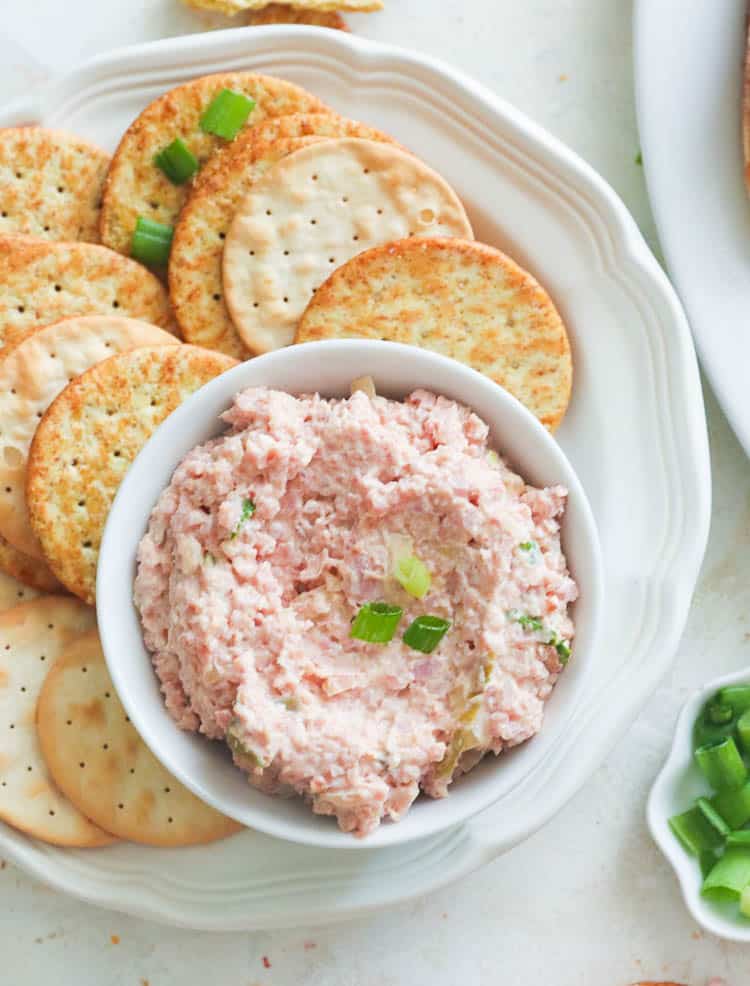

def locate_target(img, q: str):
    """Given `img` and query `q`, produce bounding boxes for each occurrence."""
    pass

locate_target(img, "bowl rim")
[647,666,750,943]
[97,335,602,850]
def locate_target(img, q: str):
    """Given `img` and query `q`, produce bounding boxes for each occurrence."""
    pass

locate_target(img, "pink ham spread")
[134,386,578,837]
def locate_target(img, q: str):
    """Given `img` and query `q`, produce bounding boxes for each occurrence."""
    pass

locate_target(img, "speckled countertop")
[1,1,748,983]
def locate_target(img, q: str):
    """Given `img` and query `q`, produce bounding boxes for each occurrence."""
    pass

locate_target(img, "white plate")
[634,0,750,456]
[0,26,710,930]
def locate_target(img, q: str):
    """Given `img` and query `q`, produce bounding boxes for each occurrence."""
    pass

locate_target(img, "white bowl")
[97,339,602,849]
[648,668,750,942]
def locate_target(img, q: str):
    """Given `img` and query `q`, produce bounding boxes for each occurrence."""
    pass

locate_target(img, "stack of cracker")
[0,64,572,848]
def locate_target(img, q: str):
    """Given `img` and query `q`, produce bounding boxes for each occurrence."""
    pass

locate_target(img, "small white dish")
[648,668,750,943]
[97,340,603,850]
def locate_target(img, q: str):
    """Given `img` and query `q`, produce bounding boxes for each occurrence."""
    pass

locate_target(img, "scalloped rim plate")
[648,669,750,943]
[0,25,710,930]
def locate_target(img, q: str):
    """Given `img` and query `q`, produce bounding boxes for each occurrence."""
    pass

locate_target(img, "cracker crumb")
[558,73,568,82]
[110,934,120,945]
[141,980,150,986]
[0,859,6,869]
[303,941,317,950]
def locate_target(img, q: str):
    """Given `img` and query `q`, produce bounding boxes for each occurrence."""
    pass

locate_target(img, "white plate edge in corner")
[634,0,750,457]
[0,26,711,929]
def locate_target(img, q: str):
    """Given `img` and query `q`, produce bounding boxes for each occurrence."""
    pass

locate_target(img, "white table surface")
[0,1,747,983]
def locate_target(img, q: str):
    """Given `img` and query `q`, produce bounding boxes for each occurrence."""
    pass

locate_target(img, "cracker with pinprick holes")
[171,110,401,357]
[0,315,179,561]
[27,345,237,604]
[0,236,177,350]
[0,128,109,243]
[0,533,62,593]
[0,596,114,847]
[222,138,473,353]
[37,629,241,847]
[0,572,40,611]
[171,136,322,358]
[242,5,349,28]
[296,237,573,431]
[99,72,327,257]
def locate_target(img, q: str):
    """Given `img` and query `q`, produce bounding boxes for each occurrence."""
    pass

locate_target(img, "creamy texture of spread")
[135,387,577,837]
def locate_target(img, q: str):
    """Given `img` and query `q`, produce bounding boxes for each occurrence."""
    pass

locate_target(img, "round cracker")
[0,572,40,611]
[0,128,109,243]
[37,629,241,847]
[171,110,399,358]
[99,72,327,257]
[0,533,62,593]
[243,5,349,28]
[0,316,180,561]
[27,345,237,604]
[0,596,114,847]
[296,237,573,431]
[222,138,474,354]
[182,0,380,12]
[170,136,322,359]
[0,236,176,350]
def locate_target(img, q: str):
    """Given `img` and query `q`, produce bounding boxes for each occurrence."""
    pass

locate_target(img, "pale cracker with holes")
[99,71,328,257]
[170,135,323,359]
[221,137,474,354]
[0,236,176,350]
[37,629,241,847]
[0,597,115,847]
[26,345,237,605]
[0,571,39,611]
[170,112,398,359]
[0,533,62,593]
[0,128,109,243]
[0,315,179,560]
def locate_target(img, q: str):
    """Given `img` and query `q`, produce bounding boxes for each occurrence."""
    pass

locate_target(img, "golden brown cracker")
[26,345,237,604]
[295,237,572,431]
[0,236,176,350]
[0,315,179,560]
[99,72,327,257]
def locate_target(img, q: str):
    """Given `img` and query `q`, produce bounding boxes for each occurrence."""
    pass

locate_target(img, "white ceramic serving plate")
[649,669,750,943]
[634,0,750,457]
[0,26,710,928]
[97,340,604,850]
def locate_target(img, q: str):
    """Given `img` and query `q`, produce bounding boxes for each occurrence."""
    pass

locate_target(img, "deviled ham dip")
[135,386,578,837]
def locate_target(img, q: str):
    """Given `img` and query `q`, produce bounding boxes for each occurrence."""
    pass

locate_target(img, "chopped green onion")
[700,849,719,878]
[695,737,748,791]
[130,216,174,267]
[393,554,432,599]
[702,847,750,901]
[635,150,643,166]
[712,783,750,829]
[513,613,544,632]
[518,541,536,553]
[696,797,731,839]
[154,137,198,185]
[669,806,725,855]
[225,719,265,769]
[727,830,750,847]
[486,450,500,466]
[719,686,750,716]
[738,710,750,752]
[200,89,256,140]
[741,882,750,918]
[350,602,403,644]
[403,615,451,654]
[554,639,572,664]
[230,497,256,539]
[203,551,215,565]
[707,701,735,726]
